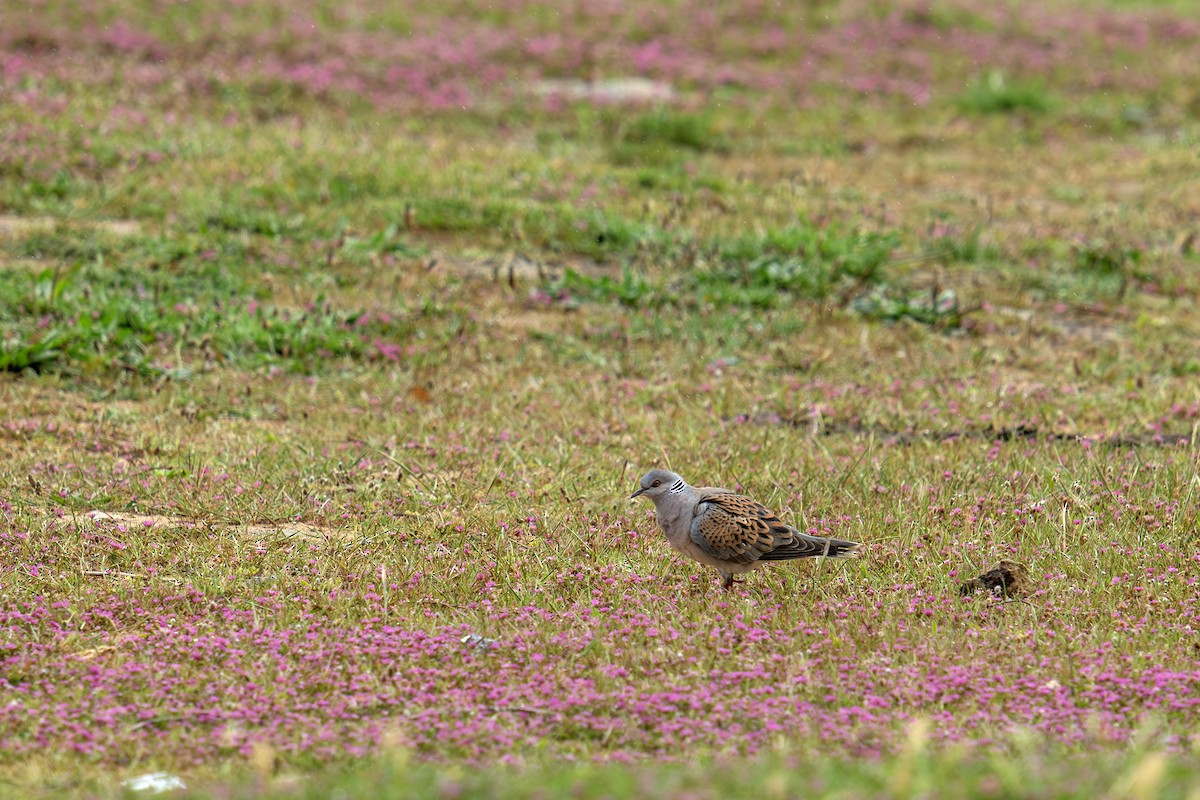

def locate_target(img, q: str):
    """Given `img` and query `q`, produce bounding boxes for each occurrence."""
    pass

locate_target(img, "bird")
[630,468,859,590]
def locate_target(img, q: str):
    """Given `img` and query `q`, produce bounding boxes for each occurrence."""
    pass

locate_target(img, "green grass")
[30,745,1200,799]
[550,224,902,310]
[0,259,425,375]
[3,0,1200,797]
[957,71,1057,115]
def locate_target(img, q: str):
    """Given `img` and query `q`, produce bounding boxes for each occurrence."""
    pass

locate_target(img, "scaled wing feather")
[689,492,794,564]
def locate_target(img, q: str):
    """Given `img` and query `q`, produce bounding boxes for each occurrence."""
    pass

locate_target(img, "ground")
[1,0,1199,797]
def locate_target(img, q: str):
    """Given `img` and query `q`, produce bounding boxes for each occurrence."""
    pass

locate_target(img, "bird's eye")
[651,480,661,487]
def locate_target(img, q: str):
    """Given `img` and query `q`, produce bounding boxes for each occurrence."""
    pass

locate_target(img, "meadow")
[1,0,1199,796]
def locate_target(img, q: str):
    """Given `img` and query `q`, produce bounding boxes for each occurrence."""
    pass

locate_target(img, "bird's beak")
[630,487,647,499]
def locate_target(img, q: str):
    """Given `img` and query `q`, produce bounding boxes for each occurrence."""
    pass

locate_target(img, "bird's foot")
[721,576,745,591]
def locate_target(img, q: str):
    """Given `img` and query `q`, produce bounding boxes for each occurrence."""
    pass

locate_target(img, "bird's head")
[630,469,684,501]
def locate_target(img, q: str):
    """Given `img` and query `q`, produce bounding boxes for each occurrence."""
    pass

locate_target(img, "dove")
[630,468,859,589]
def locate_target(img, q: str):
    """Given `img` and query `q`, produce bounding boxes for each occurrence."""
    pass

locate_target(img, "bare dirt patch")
[527,77,677,104]
[83,510,345,543]
[0,215,143,271]
[430,248,613,284]
[0,214,141,239]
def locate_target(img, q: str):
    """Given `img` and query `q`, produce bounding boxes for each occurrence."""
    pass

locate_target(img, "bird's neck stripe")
[669,480,685,492]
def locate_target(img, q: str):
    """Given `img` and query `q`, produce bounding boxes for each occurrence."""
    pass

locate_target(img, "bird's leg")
[720,572,744,591]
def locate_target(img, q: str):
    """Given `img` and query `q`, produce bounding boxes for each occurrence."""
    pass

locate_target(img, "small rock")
[121,772,187,793]
[461,634,498,650]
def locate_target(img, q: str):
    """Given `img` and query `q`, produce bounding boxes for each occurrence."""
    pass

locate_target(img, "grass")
[2,0,1200,797]
[18,745,1200,798]
[0,260,421,375]
[956,72,1056,115]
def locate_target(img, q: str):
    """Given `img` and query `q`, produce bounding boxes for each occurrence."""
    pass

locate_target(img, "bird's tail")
[799,532,859,558]
[761,531,861,561]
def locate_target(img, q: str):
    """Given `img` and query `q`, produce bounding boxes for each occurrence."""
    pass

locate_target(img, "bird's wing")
[689,491,792,564]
